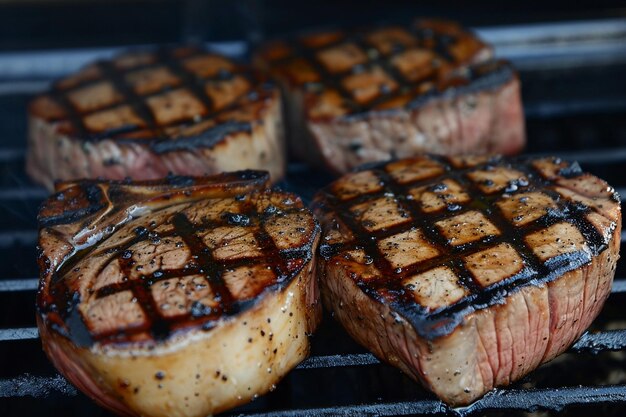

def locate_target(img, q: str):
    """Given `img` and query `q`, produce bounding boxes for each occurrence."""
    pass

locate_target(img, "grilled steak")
[313,155,620,405]
[36,171,320,417]
[27,46,285,190]
[255,20,525,174]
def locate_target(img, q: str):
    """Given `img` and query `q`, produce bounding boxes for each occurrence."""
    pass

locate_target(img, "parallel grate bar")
[463,384,626,416]
[0,148,25,161]
[540,148,626,165]
[297,353,380,369]
[0,230,37,247]
[236,400,447,416]
[0,327,38,341]
[571,329,626,354]
[2,327,625,361]
[0,188,48,200]
[0,374,76,398]
[0,278,38,292]
[2,373,624,416]
[3,146,626,165]
[234,385,626,417]
[613,279,626,293]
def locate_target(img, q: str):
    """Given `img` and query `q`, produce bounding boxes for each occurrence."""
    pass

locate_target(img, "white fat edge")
[72,204,146,251]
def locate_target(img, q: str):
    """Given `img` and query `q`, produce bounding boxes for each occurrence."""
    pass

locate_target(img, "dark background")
[0,0,625,50]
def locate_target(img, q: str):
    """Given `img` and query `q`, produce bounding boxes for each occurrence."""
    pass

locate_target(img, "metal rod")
[0,148,25,161]
[0,188,48,200]
[230,384,626,416]
[462,384,626,416]
[571,329,626,354]
[0,374,76,398]
[613,280,626,294]
[0,278,38,292]
[0,230,37,247]
[0,327,38,342]
[297,353,379,369]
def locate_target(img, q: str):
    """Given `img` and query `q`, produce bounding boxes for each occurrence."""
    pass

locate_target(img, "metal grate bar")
[0,374,76,398]
[236,400,447,416]
[2,374,624,416]
[0,327,38,341]
[2,326,625,362]
[2,147,626,167]
[0,188,48,200]
[571,329,626,354]
[0,148,25,161]
[297,353,380,369]
[463,384,626,416]
[0,278,38,292]
[613,279,626,293]
[0,230,37,247]
[232,385,626,417]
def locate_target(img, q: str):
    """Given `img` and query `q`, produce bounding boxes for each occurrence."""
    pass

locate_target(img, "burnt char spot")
[38,184,106,228]
[222,212,251,226]
[190,301,213,318]
[313,154,618,341]
[149,121,252,153]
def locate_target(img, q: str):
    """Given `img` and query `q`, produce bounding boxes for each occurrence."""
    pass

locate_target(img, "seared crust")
[256,20,524,173]
[36,172,321,416]
[313,155,620,404]
[27,46,285,189]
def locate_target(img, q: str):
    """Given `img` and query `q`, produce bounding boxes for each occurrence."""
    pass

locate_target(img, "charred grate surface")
[29,46,275,151]
[35,174,318,346]
[258,19,514,119]
[314,154,619,339]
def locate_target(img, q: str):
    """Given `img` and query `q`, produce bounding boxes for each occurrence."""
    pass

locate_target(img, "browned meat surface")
[36,171,320,417]
[313,155,620,405]
[27,47,285,190]
[255,20,525,174]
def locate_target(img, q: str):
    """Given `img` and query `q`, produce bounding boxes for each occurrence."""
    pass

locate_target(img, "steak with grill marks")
[255,20,525,174]
[36,171,320,417]
[313,155,620,405]
[28,46,285,190]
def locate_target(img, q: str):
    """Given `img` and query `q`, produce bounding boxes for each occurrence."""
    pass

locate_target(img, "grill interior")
[2,16,626,417]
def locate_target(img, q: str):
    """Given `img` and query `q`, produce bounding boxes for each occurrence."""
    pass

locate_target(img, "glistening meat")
[36,171,320,417]
[28,46,285,190]
[255,20,525,174]
[313,154,620,405]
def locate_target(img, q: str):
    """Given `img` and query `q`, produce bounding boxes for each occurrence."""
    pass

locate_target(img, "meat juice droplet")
[431,183,448,192]
[222,212,250,226]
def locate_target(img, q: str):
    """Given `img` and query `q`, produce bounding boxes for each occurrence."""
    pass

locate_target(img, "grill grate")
[2,19,626,417]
